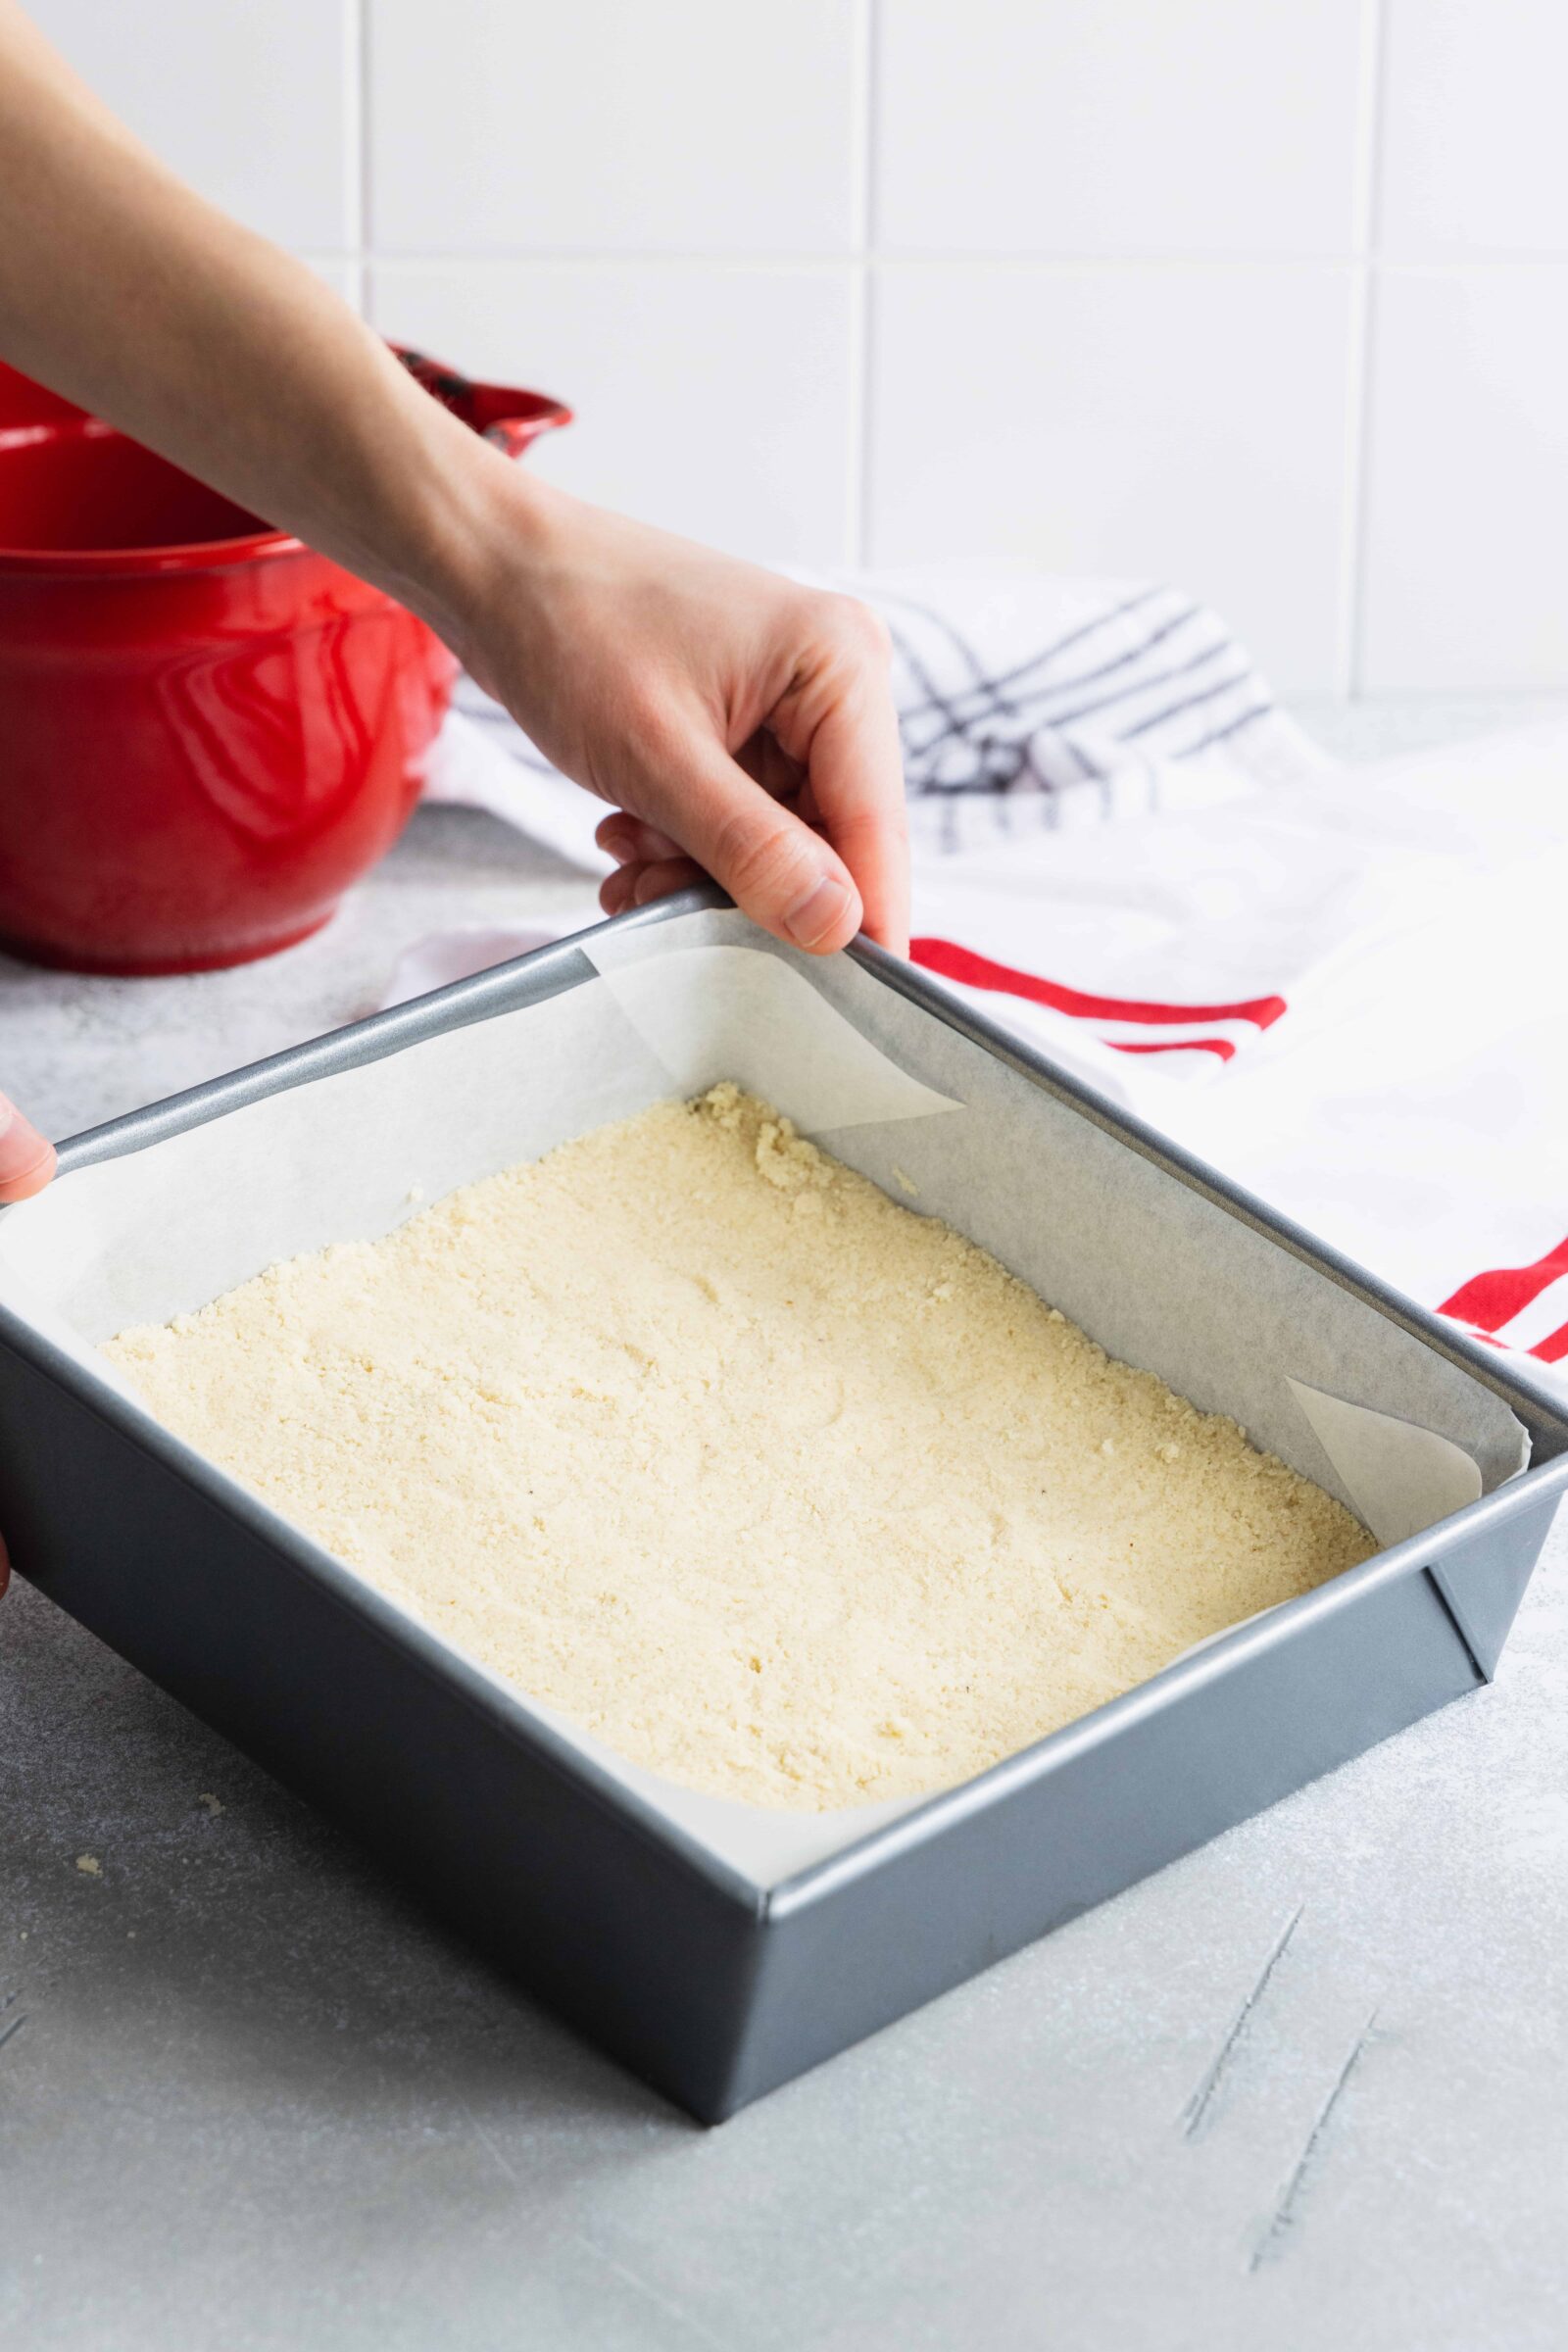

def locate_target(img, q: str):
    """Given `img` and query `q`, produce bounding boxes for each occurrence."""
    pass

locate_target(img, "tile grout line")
[845,0,878,570]
[313,248,1568,272]
[352,0,372,318]
[339,0,362,308]
[1342,0,1390,699]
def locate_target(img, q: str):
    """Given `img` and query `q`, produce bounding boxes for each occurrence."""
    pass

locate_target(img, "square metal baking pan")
[3,886,1565,2123]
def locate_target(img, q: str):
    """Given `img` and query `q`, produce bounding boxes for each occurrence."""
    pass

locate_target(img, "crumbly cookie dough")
[104,1085,1373,1810]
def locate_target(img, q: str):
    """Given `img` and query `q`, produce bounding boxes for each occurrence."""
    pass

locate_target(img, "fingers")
[798,695,910,956]
[599,856,707,918]
[767,598,909,956]
[0,1092,54,1201]
[0,1097,51,1599]
[595,810,684,866]
[588,589,907,957]
[628,736,864,955]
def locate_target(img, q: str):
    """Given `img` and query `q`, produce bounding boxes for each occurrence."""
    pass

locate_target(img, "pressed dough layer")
[104,1085,1373,1810]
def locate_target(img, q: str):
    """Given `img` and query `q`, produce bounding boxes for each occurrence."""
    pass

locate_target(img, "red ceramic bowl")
[0,350,569,974]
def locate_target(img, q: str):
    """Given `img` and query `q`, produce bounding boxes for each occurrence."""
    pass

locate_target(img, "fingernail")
[0,1095,56,1199]
[784,874,853,950]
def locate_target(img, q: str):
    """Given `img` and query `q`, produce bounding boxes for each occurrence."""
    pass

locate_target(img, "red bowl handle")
[393,345,571,458]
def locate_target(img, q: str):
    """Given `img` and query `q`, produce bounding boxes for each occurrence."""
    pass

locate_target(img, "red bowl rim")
[0,523,308,578]
[0,387,572,576]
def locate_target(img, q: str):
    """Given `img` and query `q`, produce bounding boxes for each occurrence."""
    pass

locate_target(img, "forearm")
[0,1,907,956]
[0,0,514,639]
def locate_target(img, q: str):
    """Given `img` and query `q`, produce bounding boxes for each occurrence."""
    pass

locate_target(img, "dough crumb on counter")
[103,1084,1373,1812]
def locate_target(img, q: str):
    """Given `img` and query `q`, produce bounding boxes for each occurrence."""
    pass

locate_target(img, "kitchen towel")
[424,571,1328,865]
[403,570,1568,1385]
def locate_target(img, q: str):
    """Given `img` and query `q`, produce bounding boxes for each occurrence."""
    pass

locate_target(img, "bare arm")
[0,2,908,956]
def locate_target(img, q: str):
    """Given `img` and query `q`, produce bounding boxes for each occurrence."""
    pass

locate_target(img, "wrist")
[393,407,564,665]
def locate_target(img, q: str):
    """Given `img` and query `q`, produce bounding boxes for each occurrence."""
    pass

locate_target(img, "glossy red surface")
[0,350,570,972]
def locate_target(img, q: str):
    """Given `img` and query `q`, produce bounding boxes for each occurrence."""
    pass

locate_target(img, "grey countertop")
[4,702,1568,2351]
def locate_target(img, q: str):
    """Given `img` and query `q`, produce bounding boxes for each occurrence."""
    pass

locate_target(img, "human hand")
[0,1090,52,1202]
[448,480,909,957]
[0,1089,53,1599]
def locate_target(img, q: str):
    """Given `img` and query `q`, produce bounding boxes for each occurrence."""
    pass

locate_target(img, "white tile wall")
[876,0,1366,256]
[1379,0,1568,256]
[25,0,1568,691]
[370,263,856,562]
[1361,268,1568,690]
[368,0,860,254]
[31,0,353,252]
[870,264,1355,686]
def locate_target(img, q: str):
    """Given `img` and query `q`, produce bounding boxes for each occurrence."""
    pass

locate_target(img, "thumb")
[636,737,863,954]
[0,1093,55,1201]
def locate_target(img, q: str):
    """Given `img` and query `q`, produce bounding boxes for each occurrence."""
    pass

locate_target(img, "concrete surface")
[4,705,1568,2349]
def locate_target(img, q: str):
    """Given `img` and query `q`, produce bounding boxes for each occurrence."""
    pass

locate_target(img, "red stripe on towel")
[1530,1321,1568,1365]
[1108,1037,1237,1062]
[910,937,1287,1029]
[1438,1234,1568,1332]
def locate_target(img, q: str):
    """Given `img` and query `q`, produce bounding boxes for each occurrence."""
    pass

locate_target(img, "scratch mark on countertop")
[451,2088,521,2188]
[1181,1903,1302,2139]
[573,2230,733,2352]
[0,2013,27,2056]
[1250,2007,1381,2271]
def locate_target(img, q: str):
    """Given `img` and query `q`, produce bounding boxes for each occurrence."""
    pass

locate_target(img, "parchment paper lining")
[0,906,1527,1886]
